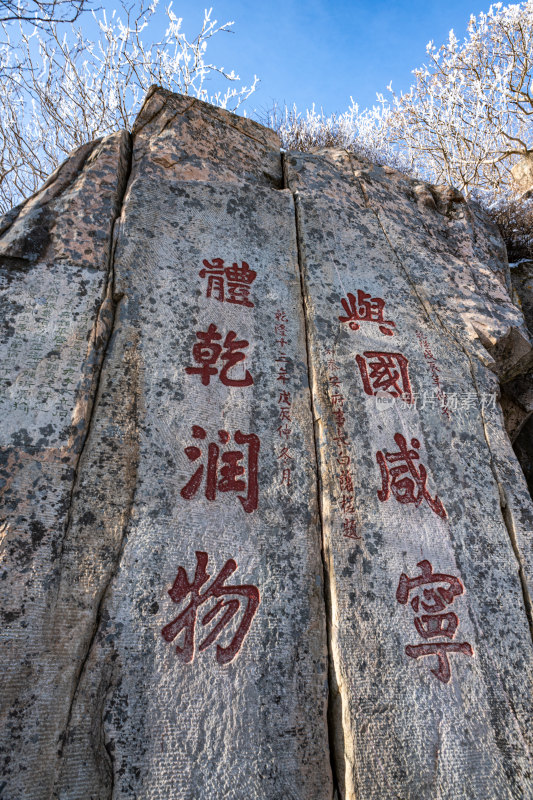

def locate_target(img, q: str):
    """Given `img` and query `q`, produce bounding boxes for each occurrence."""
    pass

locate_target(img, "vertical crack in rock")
[284,151,351,799]
[352,160,533,652]
[59,136,132,573]
[1,128,138,800]
[468,355,533,644]
[54,316,143,798]
[49,135,137,794]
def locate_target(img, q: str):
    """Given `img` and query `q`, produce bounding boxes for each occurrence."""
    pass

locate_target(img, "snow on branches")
[0,2,258,212]
[388,1,533,197]
[274,2,533,203]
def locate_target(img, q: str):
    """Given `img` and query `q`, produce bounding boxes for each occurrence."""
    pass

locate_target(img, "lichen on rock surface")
[1,89,532,800]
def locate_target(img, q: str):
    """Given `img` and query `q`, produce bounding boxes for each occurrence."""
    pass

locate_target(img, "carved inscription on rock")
[162,551,260,665]
[181,426,260,513]
[376,433,446,518]
[396,560,473,683]
[186,324,254,387]
[274,310,294,488]
[199,258,257,307]
[339,290,395,336]
[356,351,412,402]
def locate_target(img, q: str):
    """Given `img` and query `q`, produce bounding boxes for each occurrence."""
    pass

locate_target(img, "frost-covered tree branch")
[0,0,89,26]
[386,1,533,197]
[269,100,410,174]
[0,2,258,212]
[273,1,533,202]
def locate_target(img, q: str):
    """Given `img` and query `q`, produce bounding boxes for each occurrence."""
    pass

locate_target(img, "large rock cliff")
[1,88,532,800]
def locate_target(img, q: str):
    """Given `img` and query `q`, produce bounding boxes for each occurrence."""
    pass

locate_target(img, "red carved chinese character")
[161,551,260,665]
[396,561,473,683]
[341,494,355,513]
[404,642,473,684]
[281,468,291,486]
[376,434,446,518]
[225,261,257,307]
[275,310,288,322]
[396,560,464,612]
[343,517,360,539]
[278,391,291,405]
[339,468,354,494]
[199,258,225,302]
[278,446,292,462]
[199,259,257,307]
[356,351,412,401]
[279,407,292,421]
[277,367,289,384]
[181,426,260,512]
[333,433,349,447]
[339,290,395,336]
[185,324,254,387]
[277,425,292,438]
[333,408,346,427]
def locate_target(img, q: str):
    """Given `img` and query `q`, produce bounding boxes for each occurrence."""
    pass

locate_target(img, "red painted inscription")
[339,290,395,336]
[162,551,260,664]
[396,560,473,683]
[186,323,253,387]
[376,433,446,518]
[181,426,260,512]
[415,331,451,418]
[325,347,360,538]
[356,351,412,401]
[199,258,257,308]
[275,310,294,487]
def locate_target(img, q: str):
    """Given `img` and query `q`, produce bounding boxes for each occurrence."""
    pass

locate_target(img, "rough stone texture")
[1,91,533,800]
[510,259,533,513]
[511,153,533,199]
[285,148,533,800]
[52,89,332,800]
[0,130,131,798]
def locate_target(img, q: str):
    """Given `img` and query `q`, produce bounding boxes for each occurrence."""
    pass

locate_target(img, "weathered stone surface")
[0,130,131,796]
[511,153,533,198]
[2,92,533,800]
[52,92,332,799]
[286,148,533,799]
[131,85,282,188]
[509,259,533,521]
[511,259,533,335]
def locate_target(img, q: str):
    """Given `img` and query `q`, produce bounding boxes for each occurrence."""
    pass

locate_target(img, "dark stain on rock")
[29,519,46,547]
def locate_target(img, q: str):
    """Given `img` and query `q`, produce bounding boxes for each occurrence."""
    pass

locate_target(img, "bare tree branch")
[0,0,90,27]
[0,2,258,212]
[385,1,533,197]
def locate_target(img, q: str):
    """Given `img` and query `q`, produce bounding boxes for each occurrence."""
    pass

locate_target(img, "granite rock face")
[1,89,532,800]
[510,260,533,507]
[0,130,131,798]
[511,153,533,198]
[285,149,533,800]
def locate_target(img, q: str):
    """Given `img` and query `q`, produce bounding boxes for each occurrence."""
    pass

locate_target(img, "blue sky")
[171,0,488,118]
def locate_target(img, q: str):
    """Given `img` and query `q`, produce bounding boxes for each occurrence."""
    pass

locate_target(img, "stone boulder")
[511,153,533,199]
[1,88,532,800]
